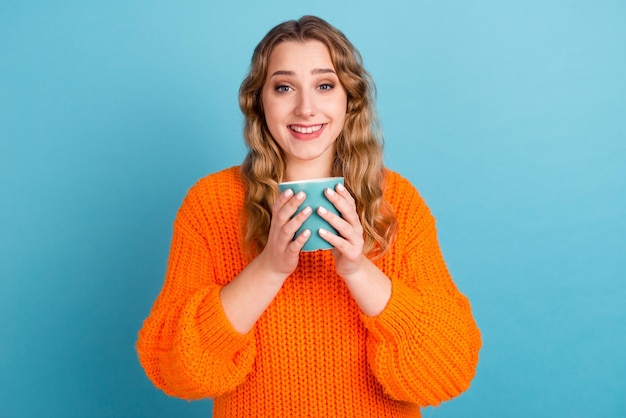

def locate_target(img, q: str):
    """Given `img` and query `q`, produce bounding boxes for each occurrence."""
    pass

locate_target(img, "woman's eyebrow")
[269,68,336,78]
[312,68,336,75]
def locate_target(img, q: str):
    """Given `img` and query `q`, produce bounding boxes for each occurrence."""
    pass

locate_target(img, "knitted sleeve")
[362,177,481,406]
[136,183,257,400]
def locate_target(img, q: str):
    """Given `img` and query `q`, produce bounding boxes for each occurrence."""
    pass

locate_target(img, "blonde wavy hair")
[239,15,397,258]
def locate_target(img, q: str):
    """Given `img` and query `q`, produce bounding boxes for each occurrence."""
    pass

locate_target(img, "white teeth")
[290,124,322,134]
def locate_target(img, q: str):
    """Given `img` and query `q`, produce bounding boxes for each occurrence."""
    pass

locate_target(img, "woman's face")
[261,40,348,179]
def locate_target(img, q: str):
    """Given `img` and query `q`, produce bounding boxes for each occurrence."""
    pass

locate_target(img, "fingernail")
[319,228,327,236]
[326,188,335,196]
[303,206,312,215]
[296,191,305,200]
[284,188,293,197]
[337,183,345,192]
[318,206,327,215]
[302,229,311,238]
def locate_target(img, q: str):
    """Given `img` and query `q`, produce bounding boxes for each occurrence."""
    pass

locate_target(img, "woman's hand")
[318,183,392,317]
[318,183,365,278]
[220,189,311,334]
[257,188,312,278]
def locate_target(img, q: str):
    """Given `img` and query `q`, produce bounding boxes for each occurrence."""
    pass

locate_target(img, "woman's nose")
[294,91,316,116]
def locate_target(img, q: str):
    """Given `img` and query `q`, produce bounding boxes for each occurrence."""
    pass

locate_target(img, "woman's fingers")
[317,206,350,240]
[273,190,302,223]
[321,185,363,240]
[289,227,311,252]
[285,206,312,246]
[317,185,365,277]
[259,189,313,277]
[270,189,312,249]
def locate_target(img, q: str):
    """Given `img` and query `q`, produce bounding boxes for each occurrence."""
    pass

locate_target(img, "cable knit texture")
[137,166,481,417]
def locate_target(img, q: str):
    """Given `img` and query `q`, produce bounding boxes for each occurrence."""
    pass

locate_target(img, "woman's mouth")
[289,124,324,134]
[288,124,326,140]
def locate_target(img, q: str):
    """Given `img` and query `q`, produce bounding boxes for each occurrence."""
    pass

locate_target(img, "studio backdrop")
[1,1,625,417]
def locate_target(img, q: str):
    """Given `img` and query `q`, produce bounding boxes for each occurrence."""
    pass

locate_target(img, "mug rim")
[278,177,343,186]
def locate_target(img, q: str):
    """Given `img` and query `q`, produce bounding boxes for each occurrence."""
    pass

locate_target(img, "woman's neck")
[284,159,333,182]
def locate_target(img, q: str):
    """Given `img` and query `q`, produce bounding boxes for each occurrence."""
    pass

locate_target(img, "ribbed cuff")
[189,285,255,362]
[361,279,421,343]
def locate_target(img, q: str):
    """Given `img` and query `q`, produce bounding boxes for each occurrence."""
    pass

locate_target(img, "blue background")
[1,1,624,417]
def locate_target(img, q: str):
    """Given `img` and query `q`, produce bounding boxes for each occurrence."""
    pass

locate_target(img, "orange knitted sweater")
[137,166,481,417]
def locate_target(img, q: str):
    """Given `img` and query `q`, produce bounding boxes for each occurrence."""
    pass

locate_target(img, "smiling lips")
[289,124,326,140]
[290,124,324,134]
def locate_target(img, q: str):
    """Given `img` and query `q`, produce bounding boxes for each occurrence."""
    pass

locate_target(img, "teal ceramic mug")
[278,177,344,251]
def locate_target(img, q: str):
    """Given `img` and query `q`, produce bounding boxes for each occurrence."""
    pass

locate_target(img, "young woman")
[137,15,481,417]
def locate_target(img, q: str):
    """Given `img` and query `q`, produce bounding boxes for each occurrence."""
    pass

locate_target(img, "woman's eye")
[276,85,292,93]
[318,83,334,91]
